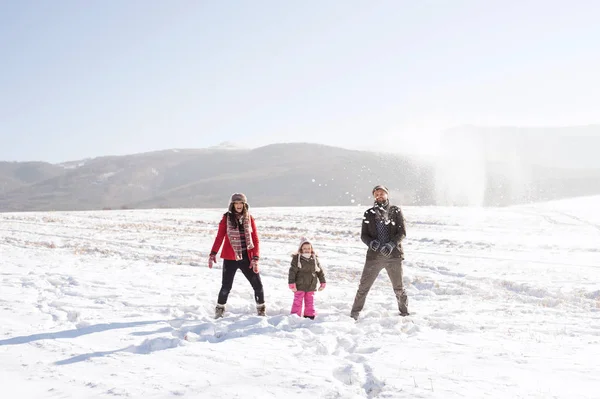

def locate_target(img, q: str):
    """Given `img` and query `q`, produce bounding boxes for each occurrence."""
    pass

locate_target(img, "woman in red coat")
[208,193,265,318]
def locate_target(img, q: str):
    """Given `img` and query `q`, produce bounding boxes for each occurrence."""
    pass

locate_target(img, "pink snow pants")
[290,291,315,317]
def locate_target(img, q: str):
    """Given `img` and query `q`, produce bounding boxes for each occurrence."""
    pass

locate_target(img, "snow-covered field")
[1,197,599,398]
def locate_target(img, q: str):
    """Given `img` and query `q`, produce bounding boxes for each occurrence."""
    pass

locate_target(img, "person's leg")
[290,291,305,316]
[238,257,265,305]
[217,259,238,305]
[303,291,315,318]
[350,258,385,319]
[384,258,409,315]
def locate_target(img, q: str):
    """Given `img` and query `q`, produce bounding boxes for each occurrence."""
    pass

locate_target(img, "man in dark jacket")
[350,184,408,320]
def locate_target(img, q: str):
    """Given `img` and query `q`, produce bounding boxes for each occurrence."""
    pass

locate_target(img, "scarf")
[226,213,255,260]
[373,200,391,243]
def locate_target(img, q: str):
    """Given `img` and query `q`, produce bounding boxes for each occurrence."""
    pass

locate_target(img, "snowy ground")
[1,197,599,398]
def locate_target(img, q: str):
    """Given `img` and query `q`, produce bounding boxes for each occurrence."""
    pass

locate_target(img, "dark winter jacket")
[361,204,406,260]
[288,254,326,292]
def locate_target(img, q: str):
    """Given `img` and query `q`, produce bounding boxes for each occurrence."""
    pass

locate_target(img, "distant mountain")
[0,161,65,194]
[2,136,599,212]
[0,143,434,212]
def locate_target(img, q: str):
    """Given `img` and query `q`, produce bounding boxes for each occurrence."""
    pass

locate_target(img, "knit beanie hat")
[298,236,312,253]
[372,185,389,195]
[230,193,247,203]
[296,237,320,272]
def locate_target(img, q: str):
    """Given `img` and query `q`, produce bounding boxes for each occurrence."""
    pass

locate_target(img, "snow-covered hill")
[1,198,599,398]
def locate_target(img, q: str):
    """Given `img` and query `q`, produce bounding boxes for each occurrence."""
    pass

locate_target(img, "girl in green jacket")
[288,237,326,319]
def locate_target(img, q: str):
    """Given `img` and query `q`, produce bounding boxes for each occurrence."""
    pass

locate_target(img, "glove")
[208,253,217,269]
[289,283,297,292]
[369,240,381,251]
[380,243,394,257]
[318,283,326,291]
[250,257,259,274]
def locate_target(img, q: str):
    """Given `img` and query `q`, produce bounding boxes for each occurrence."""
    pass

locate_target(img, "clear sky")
[2,0,599,163]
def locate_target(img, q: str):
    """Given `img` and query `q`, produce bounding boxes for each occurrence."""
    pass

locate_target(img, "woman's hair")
[227,202,249,227]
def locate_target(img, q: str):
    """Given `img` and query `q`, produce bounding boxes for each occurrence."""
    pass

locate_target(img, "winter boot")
[215,304,225,319]
[399,303,409,317]
[256,303,266,316]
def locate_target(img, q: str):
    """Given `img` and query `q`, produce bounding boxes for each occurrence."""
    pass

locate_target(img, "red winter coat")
[210,214,260,260]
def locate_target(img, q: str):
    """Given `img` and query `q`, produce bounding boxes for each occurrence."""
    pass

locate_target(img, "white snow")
[207,141,246,151]
[58,161,87,170]
[1,197,600,398]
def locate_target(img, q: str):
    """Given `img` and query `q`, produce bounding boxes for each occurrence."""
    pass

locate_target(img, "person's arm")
[361,209,374,246]
[250,215,260,259]
[316,257,326,284]
[210,215,227,255]
[389,206,406,245]
[362,209,381,251]
[288,256,299,291]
